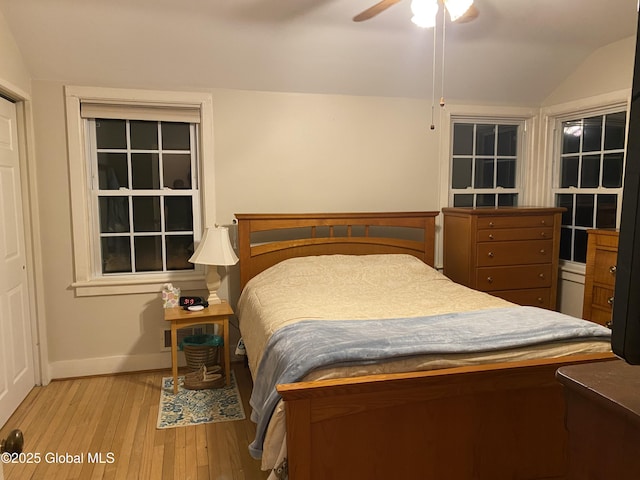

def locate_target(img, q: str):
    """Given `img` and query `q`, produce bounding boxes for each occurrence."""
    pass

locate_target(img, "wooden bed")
[235,211,615,480]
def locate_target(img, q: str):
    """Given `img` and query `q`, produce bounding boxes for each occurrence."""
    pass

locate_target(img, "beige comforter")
[237,254,611,472]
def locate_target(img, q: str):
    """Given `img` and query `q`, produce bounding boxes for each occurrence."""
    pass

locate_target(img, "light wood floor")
[0,364,270,480]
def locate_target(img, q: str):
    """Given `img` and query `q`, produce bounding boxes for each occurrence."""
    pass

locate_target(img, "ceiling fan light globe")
[410,0,438,28]
[444,0,474,21]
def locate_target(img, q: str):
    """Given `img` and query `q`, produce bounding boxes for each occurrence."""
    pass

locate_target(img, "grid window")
[554,111,627,263]
[450,122,521,207]
[89,118,199,275]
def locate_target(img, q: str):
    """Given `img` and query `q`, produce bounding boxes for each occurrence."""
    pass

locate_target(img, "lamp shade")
[188,226,239,266]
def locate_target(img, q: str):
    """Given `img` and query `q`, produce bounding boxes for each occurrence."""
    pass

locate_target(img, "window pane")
[134,236,162,271]
[101,237,131,273]
[497,125,517,156]
[596,194,617,228]
[575,194,594,227]
[556,193,574,225]
[562,120,582,154]
[452,157,472,189]
[130,120,159,150]
[453,194,473,207]
[605,112,627,150]
[602,153,624,188]
[96,119,126,149]
[476,194,495,207]
[582,116,603,152]
[474,158,494,188]
[580,155,600,188]
[574,229,588,263]
[475,125,495,156]
[496,158,516,188]
[559,227,572,261]
[99,197,129,233]
[561,156,579,188]
[452,124,474,155]
[133,196,161,232]
[497,193,517,206]
[131,153,160,189]
[165,196,193,231]
[162,122,190,150]
[98,153,128,189]
[166,235,195,270]
[163,154,192,189]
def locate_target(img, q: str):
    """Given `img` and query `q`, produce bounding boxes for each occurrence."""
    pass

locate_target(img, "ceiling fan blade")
[452,3,479,23]
[353,0,403,22]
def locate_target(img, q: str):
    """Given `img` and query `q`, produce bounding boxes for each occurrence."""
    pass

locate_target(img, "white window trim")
[65,86,216,296]
[439,104,538,210]
[541,89,630,276]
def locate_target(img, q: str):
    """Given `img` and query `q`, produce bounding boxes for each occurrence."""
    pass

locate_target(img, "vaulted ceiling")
[0,0,637,105]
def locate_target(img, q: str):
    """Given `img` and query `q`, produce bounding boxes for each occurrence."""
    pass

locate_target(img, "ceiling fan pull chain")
[430,17,437,130]
[440,4,446,108]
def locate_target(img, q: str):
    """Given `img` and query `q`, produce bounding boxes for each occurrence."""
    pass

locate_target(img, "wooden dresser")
[582,229,619,327]
[442,207,564,310]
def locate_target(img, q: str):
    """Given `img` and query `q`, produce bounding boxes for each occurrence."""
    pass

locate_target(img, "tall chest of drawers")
[582,229,619,327]
[442,207,564,310]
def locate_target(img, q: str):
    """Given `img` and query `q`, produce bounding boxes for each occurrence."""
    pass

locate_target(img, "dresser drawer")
[476,264,553,291]
[477,227,554,242]
[476,215,555,229]
[590,307,613,327]
[476,240,553,266]
[592,286,615,311]
[593,250,618,287]
[491,288,551,308]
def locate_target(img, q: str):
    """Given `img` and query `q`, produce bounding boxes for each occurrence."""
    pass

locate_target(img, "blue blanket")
[248,306,610,458]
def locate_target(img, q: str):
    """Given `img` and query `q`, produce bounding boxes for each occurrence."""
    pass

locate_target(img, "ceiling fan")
[353,0,479,28]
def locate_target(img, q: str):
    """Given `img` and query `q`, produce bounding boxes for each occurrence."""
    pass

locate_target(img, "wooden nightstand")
[164,302,233,394]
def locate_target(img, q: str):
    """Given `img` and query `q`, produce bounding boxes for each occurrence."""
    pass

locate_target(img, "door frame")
[0,78,48,387]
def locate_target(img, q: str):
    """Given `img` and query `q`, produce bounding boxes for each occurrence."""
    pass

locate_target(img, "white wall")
[24,34,636,378]
[31,82,442,378]
[0,9,30,96]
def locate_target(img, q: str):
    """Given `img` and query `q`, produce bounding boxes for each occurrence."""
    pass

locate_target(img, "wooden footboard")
[277,352,615,480]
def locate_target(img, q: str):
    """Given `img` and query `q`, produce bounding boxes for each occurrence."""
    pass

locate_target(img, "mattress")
[236,254,612,473]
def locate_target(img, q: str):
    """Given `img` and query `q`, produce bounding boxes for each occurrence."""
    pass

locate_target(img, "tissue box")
[162,283,180,308]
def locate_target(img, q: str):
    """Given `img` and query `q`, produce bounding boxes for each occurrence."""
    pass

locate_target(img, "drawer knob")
[541,220,546,225]
[540,232,546,237]
[608,296,614,306]
[610,265,617,275]
[540,249,546,254]
[488,234,494,240]
[537,297,544,304]
[539,273,545,279]
[488,221,494,227]
[487,276,493,284]
[488,252,494,258]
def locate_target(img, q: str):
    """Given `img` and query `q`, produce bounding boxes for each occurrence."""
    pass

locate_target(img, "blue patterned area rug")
[157,371,246,429]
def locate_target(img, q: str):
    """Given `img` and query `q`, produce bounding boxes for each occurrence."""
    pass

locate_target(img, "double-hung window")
[449,120,523,207]
[86,116,199,275]
[65,87,214,296]
[553,110,627,263]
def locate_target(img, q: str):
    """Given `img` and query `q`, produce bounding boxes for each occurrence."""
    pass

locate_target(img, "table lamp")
[188,226,239,304]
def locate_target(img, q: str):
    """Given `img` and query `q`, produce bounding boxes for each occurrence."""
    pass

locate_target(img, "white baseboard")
[47,351,187,381]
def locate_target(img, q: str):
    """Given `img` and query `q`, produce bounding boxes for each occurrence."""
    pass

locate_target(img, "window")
[88,118,199,275]
[65,87,215,296]
[554,111,627,263]
[450,121,522,207]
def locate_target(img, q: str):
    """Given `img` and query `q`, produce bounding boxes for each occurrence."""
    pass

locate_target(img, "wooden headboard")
[235,211,439,289]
